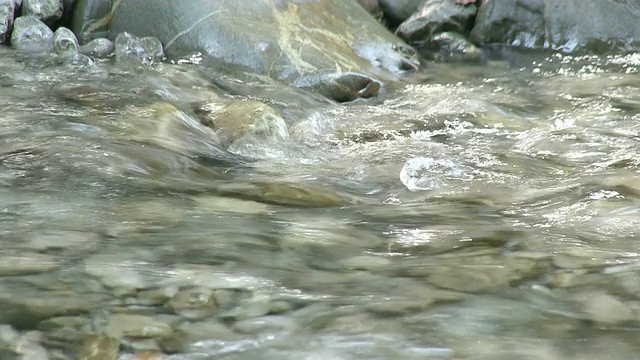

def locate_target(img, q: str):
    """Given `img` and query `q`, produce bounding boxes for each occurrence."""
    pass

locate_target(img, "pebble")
[233,315,296,334]
[340,255,391,271]
[105,314,173,339]
[10,16,53,53]
[75,335,120,360]
[84,254,150,291]
[53,26,78,59]
[0,249,60,275]
[167,287,218,320]
[19,230,100,255]
[79,37,114,58]
[572,291,635,325]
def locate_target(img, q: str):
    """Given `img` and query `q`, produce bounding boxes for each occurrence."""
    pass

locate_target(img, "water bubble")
[400,157,465,191]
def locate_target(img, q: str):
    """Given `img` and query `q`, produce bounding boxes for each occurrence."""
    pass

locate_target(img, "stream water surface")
[1,46,640,359]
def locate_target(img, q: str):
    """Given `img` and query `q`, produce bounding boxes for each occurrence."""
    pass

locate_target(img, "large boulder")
[546,0,640,52]
[469,0,546,49]
[470,0,640,52]
[70,0,420,102]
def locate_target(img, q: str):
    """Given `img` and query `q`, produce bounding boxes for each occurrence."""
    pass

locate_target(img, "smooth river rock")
[10,16,53,52]
[52,25,78,58]
[70,0,420,101]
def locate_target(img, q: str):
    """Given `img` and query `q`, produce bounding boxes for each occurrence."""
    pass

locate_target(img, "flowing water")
[1,45,640,359]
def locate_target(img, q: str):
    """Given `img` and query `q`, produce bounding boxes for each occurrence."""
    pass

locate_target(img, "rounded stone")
[79,37,114,58]
[10,16,54,53]
[167,287,218,320]
[53,26,79,58]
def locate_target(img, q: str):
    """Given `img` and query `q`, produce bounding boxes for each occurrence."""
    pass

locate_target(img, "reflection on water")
[1,45,640,359]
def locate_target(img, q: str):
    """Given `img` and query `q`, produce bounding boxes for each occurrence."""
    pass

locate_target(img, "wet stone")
[22,0,62,24]
[69,53,95,68]
[0,249,60,275]
[233,315,296,335]
[39,316,89,346]
[414,252,548,293]
[249,182,351,207]
[79,37,114,58]
[219,293,272,321]
[114,32,164,66]
[422,31,483,63]
[366,284,465,316]
[135,287,179,307]
[105,314,173,339]
[166,287,218,320]
[340,255,392,271]
[572,291,636,325]
[0,0,15,44]
[19,230,100,257]
[10,16,53,53]
[192,196,271,215]
[0,324,48,360]
[53,26,78,59]
[194,100,289,148]
[75,335,120,360]
[83,254,150,291]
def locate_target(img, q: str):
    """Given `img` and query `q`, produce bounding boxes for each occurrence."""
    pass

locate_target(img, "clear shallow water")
[1,46,640,359]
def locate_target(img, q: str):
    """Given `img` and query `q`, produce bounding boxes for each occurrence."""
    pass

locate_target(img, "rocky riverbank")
[2,0,640,103]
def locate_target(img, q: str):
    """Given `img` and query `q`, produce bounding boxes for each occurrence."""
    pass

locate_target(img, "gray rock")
[0,250,60,275]
[219,293,273,321]
[470,0,640,53]
[114,32,163,66]
[104,314,173,339]
[10,16,53,53]
[71,0,420,101]
[75,335,119,360]
[378,0,423,26]
[0,325,49,360]
[69,53,95,67]
[167,287,218,320]
[545,0,640,52]
[78,37,113,57]
[469,0,545,48]
[22,0,62,24]
[0,0,15,43]
[572,291,636,325]
[396,0,478,42]
[53,26,78,58]
[233,315,296,334]
[194,100,289,148]
[19,231,99,255]
[422,31,483,63]
[0,286,109,326]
